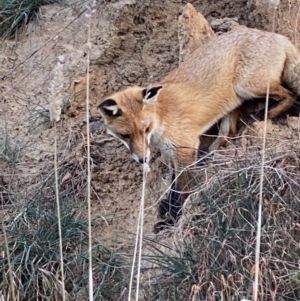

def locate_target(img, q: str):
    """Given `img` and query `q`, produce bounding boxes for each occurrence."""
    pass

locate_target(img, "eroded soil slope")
[1,0,300,244]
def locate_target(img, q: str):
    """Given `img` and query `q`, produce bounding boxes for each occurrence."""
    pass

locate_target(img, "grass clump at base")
[0,203,130,301]
[0,130,21,163]
[143,148,300,301]
[0,0,64,40]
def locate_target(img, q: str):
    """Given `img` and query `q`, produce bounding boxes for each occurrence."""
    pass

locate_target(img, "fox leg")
[241,83,296,120]
[265,85,296,119]
[158,171,182,221]
[154,145,198,232]
[155,177,182,233]
[229,108,240,136]
[169,148,198,214]
[208,108,240,152]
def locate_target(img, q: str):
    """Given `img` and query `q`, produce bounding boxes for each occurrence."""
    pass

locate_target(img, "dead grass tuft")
[0,189,130,300]
[0,127,133,300]
[142,145,300,301]
[0,0,65,41]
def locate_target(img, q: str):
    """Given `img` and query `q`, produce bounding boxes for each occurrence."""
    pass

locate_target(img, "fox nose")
[131,152,149,164]
[139,158,146,164]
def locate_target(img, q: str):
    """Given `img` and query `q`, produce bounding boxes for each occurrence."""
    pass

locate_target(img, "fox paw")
[153,219,175,234]
[254,108,266,121]
[158,199,170,219]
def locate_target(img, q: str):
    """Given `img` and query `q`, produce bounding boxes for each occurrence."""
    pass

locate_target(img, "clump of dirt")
[1,0,300,247]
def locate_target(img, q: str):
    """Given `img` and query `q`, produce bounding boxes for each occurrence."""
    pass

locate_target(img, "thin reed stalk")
[84,1,96,299]
[253,2,279,300]
[1,204,16,301]
[54,122,66,301]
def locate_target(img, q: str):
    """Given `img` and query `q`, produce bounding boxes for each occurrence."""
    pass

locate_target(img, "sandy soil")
[1,0,300,248]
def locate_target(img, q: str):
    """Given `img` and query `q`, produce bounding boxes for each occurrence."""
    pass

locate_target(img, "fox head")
[98,85,163,164]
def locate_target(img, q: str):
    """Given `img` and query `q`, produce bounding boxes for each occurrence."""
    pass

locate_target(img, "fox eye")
[119,133,130,139]
[145,126,150,133]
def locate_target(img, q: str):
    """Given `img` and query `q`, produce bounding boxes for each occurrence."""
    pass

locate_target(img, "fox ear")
[98,99,122,117]
[143,86,162,105]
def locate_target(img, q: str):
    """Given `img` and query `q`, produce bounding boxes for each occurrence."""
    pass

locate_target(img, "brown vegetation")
[1,1,300,300]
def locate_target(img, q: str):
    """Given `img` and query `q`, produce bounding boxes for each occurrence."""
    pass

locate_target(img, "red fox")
[98,26,300,227]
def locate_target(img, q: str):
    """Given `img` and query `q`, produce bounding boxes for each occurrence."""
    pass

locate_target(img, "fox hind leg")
[265,85,296,119]
[240,83,296,121]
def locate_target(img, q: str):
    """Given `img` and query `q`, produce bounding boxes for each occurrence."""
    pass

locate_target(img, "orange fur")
[141,26,300,164]
[98,26,300,223]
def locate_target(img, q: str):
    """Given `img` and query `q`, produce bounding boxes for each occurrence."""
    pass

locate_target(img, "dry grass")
[0,129,21,164]
[141,145,300,301]
[0,162,131,301]
[2,138,300,300]
[0,0,64,41]
[1,1,300,300]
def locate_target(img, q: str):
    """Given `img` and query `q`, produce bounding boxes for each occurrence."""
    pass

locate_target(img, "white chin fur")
[132,148,151,164]
[107,129,130,150]
[143,163,151,173]
[120,139,130,150]
[146,148,151,163]
[132,153,140,163]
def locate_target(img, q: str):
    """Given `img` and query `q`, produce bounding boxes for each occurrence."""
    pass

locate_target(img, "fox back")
[99,26,300,165]
[141,27,300,162]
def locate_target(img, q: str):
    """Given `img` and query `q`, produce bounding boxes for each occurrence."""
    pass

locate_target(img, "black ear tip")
[142,88,147,98]
[150,86,162,93]
[99,98,117,108]
[144,86,163,100]
[98,98,122,117]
